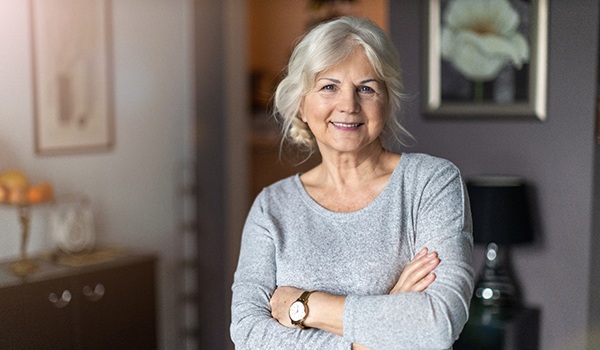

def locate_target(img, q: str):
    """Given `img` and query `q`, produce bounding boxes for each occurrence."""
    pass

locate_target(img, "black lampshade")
[467,176,533,245]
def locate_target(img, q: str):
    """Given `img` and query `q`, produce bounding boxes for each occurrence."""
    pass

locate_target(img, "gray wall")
[390,1,599,349]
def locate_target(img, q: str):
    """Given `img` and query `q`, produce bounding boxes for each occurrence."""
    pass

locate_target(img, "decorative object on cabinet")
[30,0,114,155]
[0,168,54,276]
[466,175,534,308]
[50,193,96,254]
[0,252,157,349]
[423,0,548,119]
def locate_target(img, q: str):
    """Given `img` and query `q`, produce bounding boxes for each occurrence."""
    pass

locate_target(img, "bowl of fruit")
[0,169,53,206]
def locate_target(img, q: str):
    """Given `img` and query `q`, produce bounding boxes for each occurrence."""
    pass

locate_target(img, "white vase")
[50,193,96,254]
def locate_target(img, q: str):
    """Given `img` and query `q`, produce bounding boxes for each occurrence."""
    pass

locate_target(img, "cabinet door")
[76,259,157,350]
[0,276,76,350]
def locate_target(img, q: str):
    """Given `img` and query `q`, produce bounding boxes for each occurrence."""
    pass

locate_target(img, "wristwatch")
[289,290,315,329]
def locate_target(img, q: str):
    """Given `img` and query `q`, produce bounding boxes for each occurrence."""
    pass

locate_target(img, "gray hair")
[273,16,412,157]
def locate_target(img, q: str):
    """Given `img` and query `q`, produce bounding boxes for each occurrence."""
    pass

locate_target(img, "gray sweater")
[231,153,474,349]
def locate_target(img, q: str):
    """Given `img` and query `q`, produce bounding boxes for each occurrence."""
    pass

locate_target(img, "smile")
[331,122,363,128]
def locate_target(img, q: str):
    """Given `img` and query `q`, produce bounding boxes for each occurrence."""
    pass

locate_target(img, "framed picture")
[31,0,114,155]
[423,0,548,120]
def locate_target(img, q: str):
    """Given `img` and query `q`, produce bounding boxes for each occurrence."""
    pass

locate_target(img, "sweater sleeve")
[230,192,352,350]
[343,162,474,350]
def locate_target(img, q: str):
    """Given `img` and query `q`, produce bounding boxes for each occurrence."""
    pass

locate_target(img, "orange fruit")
[27,182,53,204]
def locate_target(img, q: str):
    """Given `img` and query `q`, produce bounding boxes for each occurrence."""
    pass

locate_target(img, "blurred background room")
[1,1,600,350]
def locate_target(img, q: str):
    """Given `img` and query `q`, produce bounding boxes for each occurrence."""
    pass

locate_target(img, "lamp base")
[9,259,39,276]
[473,242,522,308]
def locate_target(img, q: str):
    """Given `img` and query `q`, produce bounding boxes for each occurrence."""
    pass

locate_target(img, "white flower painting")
[441,0,529,82]
[423,0,548,119]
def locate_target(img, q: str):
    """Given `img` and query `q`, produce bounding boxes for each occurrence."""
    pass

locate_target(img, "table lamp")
[466,176,534,309]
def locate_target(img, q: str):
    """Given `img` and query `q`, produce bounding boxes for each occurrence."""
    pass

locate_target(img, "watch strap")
[298,290,314,303]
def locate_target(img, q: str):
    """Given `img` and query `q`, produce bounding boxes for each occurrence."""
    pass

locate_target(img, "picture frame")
[423,0,548,120]
[31,0,114,155]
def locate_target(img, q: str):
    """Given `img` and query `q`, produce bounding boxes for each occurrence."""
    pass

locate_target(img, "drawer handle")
[49,290,72,308]
[83,283,105,302]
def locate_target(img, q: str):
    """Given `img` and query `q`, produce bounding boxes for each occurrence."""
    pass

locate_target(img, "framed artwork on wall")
[423,0,548,120]
[30,0,114,155]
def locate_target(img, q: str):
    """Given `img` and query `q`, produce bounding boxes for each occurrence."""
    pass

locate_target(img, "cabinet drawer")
[0,276,76,349]
[77,259,157,349]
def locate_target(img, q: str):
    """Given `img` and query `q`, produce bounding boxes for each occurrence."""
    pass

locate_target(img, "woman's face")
[300,48,387,157]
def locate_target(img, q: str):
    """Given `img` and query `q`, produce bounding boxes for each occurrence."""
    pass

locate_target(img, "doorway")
[247,0,390,200]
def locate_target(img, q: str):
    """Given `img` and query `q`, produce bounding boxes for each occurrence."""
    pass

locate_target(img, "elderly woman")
[230,16,474,350]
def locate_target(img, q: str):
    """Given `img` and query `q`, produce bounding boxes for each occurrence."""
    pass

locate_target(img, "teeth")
[332,122,361,128]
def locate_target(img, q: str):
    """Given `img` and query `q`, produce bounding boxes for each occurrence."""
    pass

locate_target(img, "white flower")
[441,0,529,81]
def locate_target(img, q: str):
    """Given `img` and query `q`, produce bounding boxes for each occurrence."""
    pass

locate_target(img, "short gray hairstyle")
[273,16,412,156]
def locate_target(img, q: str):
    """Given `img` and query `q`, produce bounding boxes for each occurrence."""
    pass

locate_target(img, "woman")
[231,16,474,349]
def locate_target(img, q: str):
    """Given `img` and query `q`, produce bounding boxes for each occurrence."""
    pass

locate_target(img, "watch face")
[289,300,306,321]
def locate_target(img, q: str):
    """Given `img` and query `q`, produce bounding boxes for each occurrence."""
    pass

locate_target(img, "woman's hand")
[389,248,439,294]
[270,286,303,328]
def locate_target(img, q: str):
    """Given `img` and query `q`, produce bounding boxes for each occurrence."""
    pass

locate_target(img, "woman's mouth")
[331,122,363,129]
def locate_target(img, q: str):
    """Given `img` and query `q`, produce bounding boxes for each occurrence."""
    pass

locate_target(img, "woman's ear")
[299,101,307,122]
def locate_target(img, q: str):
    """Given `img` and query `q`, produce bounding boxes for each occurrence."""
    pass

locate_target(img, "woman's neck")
[299,144,401,212]
[317,146,390,188]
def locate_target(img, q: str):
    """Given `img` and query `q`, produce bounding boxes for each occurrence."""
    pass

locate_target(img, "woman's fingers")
[411,272,436,292]
[390,248,440,294]
[398,251,438,284]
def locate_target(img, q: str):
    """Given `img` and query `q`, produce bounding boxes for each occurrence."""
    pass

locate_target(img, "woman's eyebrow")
[360,78,379,84]
[317,77,341,83]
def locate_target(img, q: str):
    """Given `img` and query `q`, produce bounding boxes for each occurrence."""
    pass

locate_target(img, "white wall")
[0,1,193,348]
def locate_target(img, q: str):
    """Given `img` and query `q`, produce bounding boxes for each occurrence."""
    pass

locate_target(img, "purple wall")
[390,1,599,349]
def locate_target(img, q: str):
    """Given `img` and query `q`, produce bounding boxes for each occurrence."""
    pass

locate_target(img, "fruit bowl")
[0,169,53,206]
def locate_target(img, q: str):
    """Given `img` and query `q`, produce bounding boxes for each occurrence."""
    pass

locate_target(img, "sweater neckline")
[292,152,409,218]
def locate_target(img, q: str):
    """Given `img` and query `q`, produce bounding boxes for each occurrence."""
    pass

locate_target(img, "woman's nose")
[337,88,361,114]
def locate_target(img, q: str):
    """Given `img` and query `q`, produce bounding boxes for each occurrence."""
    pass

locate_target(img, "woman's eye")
[358,86,375,94]
[321,84,336,91]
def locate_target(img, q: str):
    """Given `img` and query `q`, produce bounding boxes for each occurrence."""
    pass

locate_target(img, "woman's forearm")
[303,291,346,336]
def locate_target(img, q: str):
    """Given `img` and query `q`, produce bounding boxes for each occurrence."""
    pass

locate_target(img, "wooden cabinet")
[0,253,157,350]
